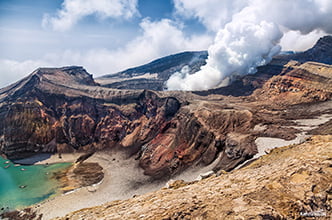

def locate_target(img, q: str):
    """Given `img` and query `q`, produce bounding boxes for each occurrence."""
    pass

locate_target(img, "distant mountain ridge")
[283,35,332,65]
[97,36,332,91]
[0,36,332,219]
[0,36,331,179]
[96,51,207,90]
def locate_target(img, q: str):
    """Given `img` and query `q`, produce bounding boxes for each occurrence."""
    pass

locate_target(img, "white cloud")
[253,0,332,34]
[280,30,328,51]
[173,0,332,39]
[5,0,331,91]
[0,19,212,88]
[42,0,139,31]
[50,19,212,74]
[0,59,50,88]
[173,0,247,32]
[115,18,212,69]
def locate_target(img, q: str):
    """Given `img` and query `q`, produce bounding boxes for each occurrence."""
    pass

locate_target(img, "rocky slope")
[0,36,331,219]
[1,37,332,180]
[58,135,332,220]
[96,51,207,90]
[285,35,332,65]
[196,35,332,97]
[97,36,332,93]
[0,67,180,166]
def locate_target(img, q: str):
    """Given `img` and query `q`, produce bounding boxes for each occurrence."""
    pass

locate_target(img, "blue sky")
[0,0,213,87]
[0,0,177,60]
[0,0,329,88]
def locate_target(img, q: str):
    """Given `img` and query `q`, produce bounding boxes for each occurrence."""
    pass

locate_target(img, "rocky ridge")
[97,36,332,93]
[0,37,331,180]
[0,36,331,220]
[58,135,332,220]
[96,51,207,90]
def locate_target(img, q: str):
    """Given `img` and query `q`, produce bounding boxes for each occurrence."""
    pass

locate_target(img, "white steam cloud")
[167,0,332,91]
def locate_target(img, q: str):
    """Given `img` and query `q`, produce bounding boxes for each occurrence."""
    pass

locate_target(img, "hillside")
[96,36,332,92]
[0,36,331,219]
[58,135,332,219]
[96,51,207,90]
[0,36,331,177]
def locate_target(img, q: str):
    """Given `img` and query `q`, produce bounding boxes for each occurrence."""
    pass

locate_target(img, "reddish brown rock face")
[0,67,256,178]
[255,62,332,105]
[1,101,56,155]
[1,37,332,178]
[139,114,216,177]
[0,84,181,160]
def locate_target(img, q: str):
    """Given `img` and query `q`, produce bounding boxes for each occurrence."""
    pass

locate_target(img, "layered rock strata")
[58,135,332,220]
[0,37,332,179]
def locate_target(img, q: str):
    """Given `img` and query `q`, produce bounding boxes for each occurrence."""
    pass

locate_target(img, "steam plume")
[167,0,332,91]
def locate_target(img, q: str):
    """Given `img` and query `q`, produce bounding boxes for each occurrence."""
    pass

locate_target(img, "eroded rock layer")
[0,37,332,179]
[58,135,332,220]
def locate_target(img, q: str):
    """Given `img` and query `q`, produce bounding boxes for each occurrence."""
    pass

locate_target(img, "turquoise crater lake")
[0,156,71,210]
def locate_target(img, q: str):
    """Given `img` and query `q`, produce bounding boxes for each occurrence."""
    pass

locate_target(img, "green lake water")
[0,156,71,210]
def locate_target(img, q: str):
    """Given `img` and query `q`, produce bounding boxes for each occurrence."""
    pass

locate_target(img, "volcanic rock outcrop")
[0,67,180,161]
[57,135,332,220]
[0,36,332,180]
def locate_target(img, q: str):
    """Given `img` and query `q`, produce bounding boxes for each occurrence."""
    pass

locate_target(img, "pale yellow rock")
[56,135,332,220]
